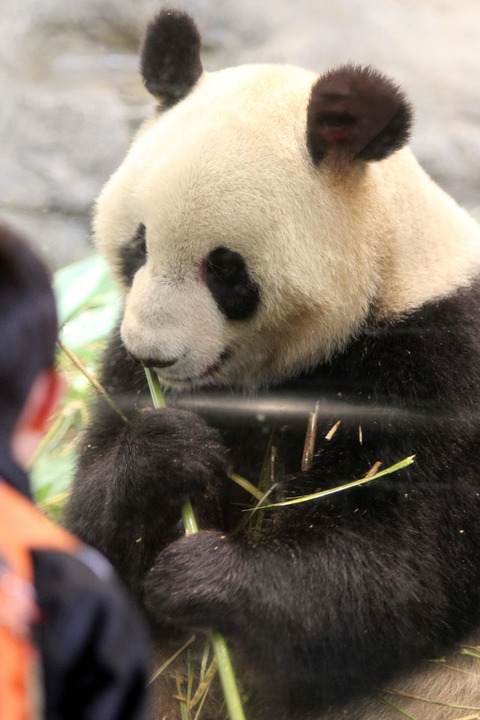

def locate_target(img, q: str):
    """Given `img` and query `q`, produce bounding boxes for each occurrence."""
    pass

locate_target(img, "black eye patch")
[204,246,260,321]
[119,223,147,285]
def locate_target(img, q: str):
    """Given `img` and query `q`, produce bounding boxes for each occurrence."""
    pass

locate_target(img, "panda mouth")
[197,348,232,380]
[157,348,231,387]
[195,348,231,383]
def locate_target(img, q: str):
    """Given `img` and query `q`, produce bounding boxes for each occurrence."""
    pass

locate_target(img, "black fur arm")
[65,329,228,596]
[144,485,478,713]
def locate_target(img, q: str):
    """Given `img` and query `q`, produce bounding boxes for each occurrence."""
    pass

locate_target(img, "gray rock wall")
[1,0,479,268]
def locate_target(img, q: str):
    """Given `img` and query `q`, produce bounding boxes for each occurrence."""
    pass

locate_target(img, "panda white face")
[94,11,480,391]
[95,65,385,390]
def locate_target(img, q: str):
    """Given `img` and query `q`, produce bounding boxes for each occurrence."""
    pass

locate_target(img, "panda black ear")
[306,65,412,164]
[140,9,203,108]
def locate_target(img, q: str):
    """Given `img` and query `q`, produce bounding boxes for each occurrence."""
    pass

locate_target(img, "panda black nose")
[128,352,178,369]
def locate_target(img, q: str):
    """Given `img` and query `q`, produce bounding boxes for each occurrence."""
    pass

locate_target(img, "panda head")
[94,10,477,392]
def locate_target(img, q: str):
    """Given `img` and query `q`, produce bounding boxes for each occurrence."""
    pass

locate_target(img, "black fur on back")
[66,278,480,718]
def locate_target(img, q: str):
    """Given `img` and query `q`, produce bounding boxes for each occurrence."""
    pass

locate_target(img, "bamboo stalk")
[144,368,246,720]
[301,402,319,471]
[58,340,129,424]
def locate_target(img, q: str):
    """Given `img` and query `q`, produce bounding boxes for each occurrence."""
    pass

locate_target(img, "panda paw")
[122,407,228,509]
[144,531,245,632]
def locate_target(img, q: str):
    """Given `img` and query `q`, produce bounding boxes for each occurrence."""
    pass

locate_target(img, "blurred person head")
[0,223,62,471]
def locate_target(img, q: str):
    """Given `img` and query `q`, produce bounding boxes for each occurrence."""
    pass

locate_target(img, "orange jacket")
[0,480,79,720]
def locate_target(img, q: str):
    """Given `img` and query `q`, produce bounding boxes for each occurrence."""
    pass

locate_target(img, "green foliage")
[30,253,120,517]
[54,253,120,353]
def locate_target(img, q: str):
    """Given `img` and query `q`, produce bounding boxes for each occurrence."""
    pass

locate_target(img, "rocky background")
[1,0,479,269]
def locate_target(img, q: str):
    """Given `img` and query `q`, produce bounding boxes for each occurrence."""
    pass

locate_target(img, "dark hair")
[0,223,58,439]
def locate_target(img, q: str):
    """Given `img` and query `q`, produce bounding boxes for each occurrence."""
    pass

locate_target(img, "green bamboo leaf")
[31,453,76,502]
[54,254,115,326]
[376,694,421,719]
[189,656,218,709]
[60,304,119,350]
[229,472,264,501]
[252,456,415,510]
[460,647,480,660]
[149,635,197,685]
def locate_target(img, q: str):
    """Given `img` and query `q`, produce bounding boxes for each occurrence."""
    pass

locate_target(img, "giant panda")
[65,9,480,720]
